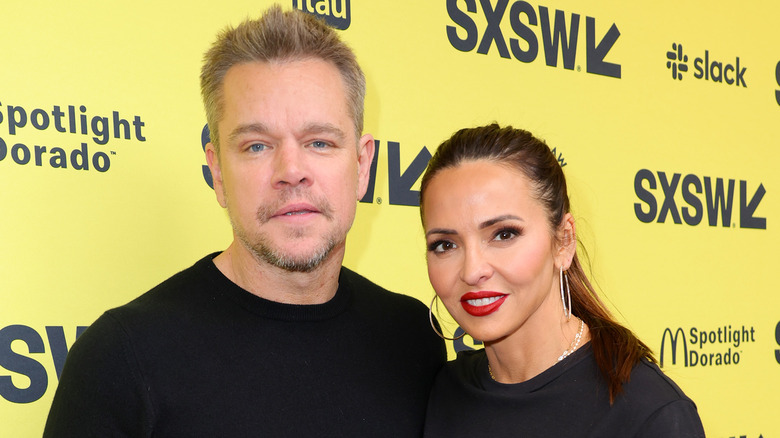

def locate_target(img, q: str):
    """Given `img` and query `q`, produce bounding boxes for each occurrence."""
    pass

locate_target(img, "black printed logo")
[293,0,351,30]
[666,43,688,80]
[665,42,747,87]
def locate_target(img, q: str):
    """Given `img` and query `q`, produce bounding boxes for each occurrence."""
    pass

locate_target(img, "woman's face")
[423,160,565,344]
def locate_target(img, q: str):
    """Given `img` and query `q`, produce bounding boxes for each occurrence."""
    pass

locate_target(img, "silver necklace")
[557,317,585,362]
[487,317,586,381]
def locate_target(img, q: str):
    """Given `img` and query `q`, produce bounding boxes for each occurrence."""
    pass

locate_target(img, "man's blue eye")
[311,140,328,148]
[250,143,266,152]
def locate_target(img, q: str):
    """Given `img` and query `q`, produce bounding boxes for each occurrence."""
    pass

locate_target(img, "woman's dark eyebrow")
[425,228,456,238]
[479,214,523,229]
[426,215,523,237]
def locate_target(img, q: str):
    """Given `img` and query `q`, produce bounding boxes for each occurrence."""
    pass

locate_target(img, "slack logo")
[665,42,747,87]
[666,43,688,80]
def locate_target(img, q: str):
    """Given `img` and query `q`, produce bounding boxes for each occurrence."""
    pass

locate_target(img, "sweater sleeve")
[636,399,706,438]
[43,311,154,437]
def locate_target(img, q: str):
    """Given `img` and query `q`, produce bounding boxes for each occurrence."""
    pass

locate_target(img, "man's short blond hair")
[200,5,365,151]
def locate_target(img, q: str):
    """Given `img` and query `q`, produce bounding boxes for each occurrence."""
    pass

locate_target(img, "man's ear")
[205,142,227,208]
[356,133,375,200]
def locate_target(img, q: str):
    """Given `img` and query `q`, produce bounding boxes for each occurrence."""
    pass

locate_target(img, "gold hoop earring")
[429,295,466,341]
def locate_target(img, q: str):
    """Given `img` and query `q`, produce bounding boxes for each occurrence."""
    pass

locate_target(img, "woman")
[420,124,705,437]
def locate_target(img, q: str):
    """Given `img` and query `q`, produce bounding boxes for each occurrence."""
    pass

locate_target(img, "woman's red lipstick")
[460,291,507,317]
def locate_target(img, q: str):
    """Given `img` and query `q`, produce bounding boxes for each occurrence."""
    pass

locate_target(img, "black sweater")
[44,253,446,437]
[424,345,705,437]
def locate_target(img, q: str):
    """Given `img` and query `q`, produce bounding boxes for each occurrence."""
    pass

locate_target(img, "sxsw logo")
[446,0,622,78]
[359,140,431,207]
[293,0,351,30]
[776,321,780,365]
[665,42,747,87]
[775,60,780,106]
[1,325,87,403]
[633,169,766,229]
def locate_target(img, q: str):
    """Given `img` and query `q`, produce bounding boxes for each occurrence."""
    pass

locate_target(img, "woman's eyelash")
[427,240,454,252]
[494,226,522,240]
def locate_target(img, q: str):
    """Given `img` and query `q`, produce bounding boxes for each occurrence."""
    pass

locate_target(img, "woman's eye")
[249,143,267,152]
[429,240,456,253]
[494,228,518,241]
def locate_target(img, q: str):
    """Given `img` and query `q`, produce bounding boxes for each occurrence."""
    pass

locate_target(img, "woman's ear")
[557,213,576,269]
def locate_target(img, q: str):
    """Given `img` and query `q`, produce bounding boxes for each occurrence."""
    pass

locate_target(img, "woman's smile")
[460,291,508,316]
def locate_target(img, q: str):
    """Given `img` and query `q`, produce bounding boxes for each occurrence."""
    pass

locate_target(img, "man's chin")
[255,241,339,273]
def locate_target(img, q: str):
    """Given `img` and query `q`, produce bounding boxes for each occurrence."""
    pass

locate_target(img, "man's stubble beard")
[238,226,339,273]
[227,187,348,273]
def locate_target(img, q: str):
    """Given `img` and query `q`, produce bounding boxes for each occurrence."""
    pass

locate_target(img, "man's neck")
[212,241,343,305]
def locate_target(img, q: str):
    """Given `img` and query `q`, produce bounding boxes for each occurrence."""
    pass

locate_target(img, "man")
[44,6,445,436]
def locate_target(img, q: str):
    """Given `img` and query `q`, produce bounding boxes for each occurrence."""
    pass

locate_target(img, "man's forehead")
[216,59,357,148]
[223,58,343,88]
[221,60,348,110]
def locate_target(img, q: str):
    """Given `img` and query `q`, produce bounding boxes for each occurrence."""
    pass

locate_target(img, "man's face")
[206,59,374,272]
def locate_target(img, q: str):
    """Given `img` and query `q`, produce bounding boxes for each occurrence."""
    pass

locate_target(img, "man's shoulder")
[119,253,219,310]
[71,253,224,354]
[339,265,446,359]
[339,266,427,311]
[83,253,222,336]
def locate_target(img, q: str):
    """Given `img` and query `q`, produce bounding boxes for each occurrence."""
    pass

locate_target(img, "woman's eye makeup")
[493,226,521,241]
[428,240,456,253]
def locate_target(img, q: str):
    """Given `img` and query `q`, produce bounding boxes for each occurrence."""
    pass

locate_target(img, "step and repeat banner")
[1,1,776,436]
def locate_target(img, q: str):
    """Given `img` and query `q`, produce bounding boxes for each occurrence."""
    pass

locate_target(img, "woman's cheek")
[431,261,458,300]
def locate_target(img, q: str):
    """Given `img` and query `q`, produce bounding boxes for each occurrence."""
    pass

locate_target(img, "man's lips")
[258,195,333,224]
[460,291,507,317]
[272,203,320,218]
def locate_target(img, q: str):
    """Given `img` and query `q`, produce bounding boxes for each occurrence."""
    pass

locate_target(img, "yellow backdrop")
[1,1,776,436]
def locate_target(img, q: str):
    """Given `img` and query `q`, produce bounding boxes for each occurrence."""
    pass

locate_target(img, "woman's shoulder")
[612,359,705,436]
[613,359,702,427]
[624,359,694,403]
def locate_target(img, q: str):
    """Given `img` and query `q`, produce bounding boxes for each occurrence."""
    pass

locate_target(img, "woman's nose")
[460,246,493,286]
